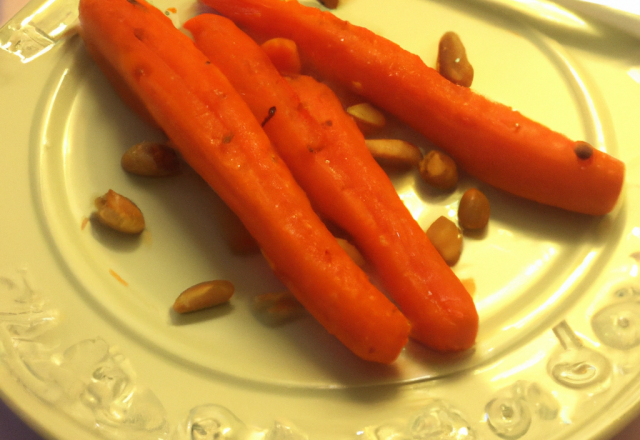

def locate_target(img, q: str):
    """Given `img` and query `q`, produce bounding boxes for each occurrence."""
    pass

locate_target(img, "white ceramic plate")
[2,0,640,439]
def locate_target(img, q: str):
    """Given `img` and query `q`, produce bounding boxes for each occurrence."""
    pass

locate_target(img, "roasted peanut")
[336,237,366,267]
[121,141,180,177]
[458,188,490,230]
[252,291,306,325]
[346,103,386,134]
[365,139,422,169]
[173,280,235,313]
[319,0,338,9]
[418,150,458,190]
[261,38,302,77]
[426,216,463,266]
[94,189,145,234]
[437,31,474,87]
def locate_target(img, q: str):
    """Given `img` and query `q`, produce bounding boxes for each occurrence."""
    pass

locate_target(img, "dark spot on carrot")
[205,60,211,65]
[133,28,145,41]
[574,141,594,160]
[222,133,234,144]
[261,106,277,126]
[324,119,333,126]
[126,0,146,8]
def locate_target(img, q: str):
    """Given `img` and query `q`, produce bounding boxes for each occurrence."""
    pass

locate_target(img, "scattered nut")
[574,141,594,160]
[261,38,302,77]
[458,188,490,230]
[121,141,180,177]
[336,237,366,267]
[365,139,422,169]
[418,150,458,190]
[319,0,338,9]
[437,31,474,87]
[252,291,306,325]
[94,189,145,234]
[426,216,463,266]
[173,280,235,314]
[346,103,386,134]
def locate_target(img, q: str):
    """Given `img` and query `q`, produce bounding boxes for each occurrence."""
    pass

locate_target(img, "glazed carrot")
[78,0,410,363]
[289,76,478,350]
[260,38,302,76]
[81,37,158,128]
[186,14,478,351]
[201,0,625,216]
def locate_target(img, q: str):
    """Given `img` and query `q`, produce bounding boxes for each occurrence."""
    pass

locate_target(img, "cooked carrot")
[201,0,625,216]
[260,37,302,76]
[80,36,158,128]
[186,14,478,351]
[78,0,410,363]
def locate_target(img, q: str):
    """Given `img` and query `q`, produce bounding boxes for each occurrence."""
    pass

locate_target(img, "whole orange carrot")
[186,14,478,351]
[79,0,410,363]
[201,0,625,216]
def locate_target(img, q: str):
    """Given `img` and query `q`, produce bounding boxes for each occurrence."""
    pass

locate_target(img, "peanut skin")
[437,31,474,87]
[94,189,145,234]
[173,280,235,313]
